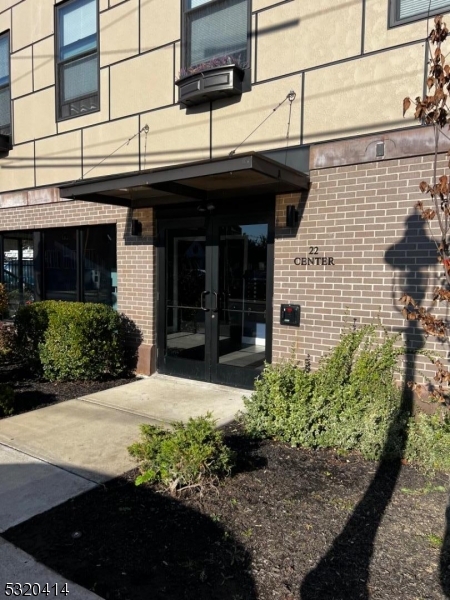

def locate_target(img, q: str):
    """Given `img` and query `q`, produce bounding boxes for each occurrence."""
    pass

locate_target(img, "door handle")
[212,292,218,311]
[200,290,210,311]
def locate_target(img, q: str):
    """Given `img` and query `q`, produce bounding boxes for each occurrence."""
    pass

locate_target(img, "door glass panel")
[83,225,117,308]
[3,232,35,315]
[165,229,207,361]
[217,223,267,369]
[44,229,77,301]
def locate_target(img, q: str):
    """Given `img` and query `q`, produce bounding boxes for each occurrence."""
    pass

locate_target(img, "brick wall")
[0,200,156,374]
[274,154,448,382]
[2,148,449,384]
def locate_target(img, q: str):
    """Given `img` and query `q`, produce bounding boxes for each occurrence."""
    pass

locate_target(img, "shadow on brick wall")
[385,213,438,366]
[120,313,143,375]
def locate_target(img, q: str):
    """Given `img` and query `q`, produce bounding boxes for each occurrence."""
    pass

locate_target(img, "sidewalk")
[0,374,247,597]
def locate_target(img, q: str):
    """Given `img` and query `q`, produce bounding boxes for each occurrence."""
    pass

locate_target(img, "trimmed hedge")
[15,301,51,369]
[15,301,131,381]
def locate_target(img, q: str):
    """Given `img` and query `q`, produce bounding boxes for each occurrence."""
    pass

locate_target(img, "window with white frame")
[390,0,450,26]
[56,0,99,120]
[0,33,10,136]
[183,0,249,70]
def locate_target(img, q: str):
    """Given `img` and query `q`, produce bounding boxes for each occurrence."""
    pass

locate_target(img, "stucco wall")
[0,0,431,193]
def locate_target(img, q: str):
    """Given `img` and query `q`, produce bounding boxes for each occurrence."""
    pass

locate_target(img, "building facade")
[0,0,447,388]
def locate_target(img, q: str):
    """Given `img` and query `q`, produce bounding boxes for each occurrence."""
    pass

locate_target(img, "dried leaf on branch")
[401,13,450,408]
[399,294,417,307]
[433,287,450,302]
[403,97,411,116]
[429,14,449,44]
[400,295,448,339]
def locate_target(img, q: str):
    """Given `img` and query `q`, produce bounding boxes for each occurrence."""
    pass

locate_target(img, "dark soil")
[3,422,450,600]
[0,361,138,417]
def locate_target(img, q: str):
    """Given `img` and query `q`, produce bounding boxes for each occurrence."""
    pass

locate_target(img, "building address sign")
[293,247,335,266]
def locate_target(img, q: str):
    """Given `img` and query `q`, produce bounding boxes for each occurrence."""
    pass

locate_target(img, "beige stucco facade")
[0,0,428,193]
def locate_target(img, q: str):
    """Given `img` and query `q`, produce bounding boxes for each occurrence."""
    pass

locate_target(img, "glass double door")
[157,212,272,389]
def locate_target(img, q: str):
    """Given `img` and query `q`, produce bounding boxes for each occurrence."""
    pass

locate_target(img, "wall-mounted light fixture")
[286,205,299,228]
[197,202,216,213]
[131,219,142,236]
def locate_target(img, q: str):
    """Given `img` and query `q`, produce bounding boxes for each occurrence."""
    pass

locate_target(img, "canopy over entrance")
[59,152,309,208]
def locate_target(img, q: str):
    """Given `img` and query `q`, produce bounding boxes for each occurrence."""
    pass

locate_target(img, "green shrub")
[0,283,8,317]
[15,302,52,368]
[244,323,450,472]
[405,411,450,473]
[41,303,127,381]
[128,414,235,493]
[0,384,15,417]
[306,325,404,458]
[243,325,406,460]
[243,359,314,442]
[15,301,131,381]
[313,325,370,398]
[0,322,17,361]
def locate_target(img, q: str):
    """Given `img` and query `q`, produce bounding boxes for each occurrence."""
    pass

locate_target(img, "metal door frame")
[156,198,274,388]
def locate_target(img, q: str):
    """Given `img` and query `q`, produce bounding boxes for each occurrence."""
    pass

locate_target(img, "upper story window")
[184,0,249,70]
[0,33,10,136]
[390,0,450,26]
[56,0,99,120]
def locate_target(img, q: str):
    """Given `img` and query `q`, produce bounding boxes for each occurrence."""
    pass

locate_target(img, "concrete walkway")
[0,374,248,596]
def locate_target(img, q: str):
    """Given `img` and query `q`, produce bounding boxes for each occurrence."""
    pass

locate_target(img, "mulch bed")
[3,419,450,600]
[0,361,138,417]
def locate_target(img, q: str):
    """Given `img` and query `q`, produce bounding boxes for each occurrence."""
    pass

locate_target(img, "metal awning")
[59,152,309,208]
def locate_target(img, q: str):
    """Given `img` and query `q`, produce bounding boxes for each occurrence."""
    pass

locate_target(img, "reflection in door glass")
[218,223,267,369]
[44,229,77,301]
[83,225,117,308]
[166,231,207,361]
[3,232,34,315]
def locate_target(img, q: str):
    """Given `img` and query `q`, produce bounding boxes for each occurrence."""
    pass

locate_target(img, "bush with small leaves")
[405,411,450,474]
[39,302,127,381]
[15,301,134,380]
[0,322,17,362]
[0,384,15,417]
[243,325,406,461]
[0,283,8,318]
[128,414,235,493]
[15,302,52,370]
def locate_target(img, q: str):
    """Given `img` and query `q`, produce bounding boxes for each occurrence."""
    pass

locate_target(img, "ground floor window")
[1,232,34,313]
[44,229,77,302]
[0,225,117,314]
[82,225,117,307]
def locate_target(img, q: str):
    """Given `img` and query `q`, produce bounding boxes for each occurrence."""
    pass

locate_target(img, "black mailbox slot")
[280,304,300,327]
